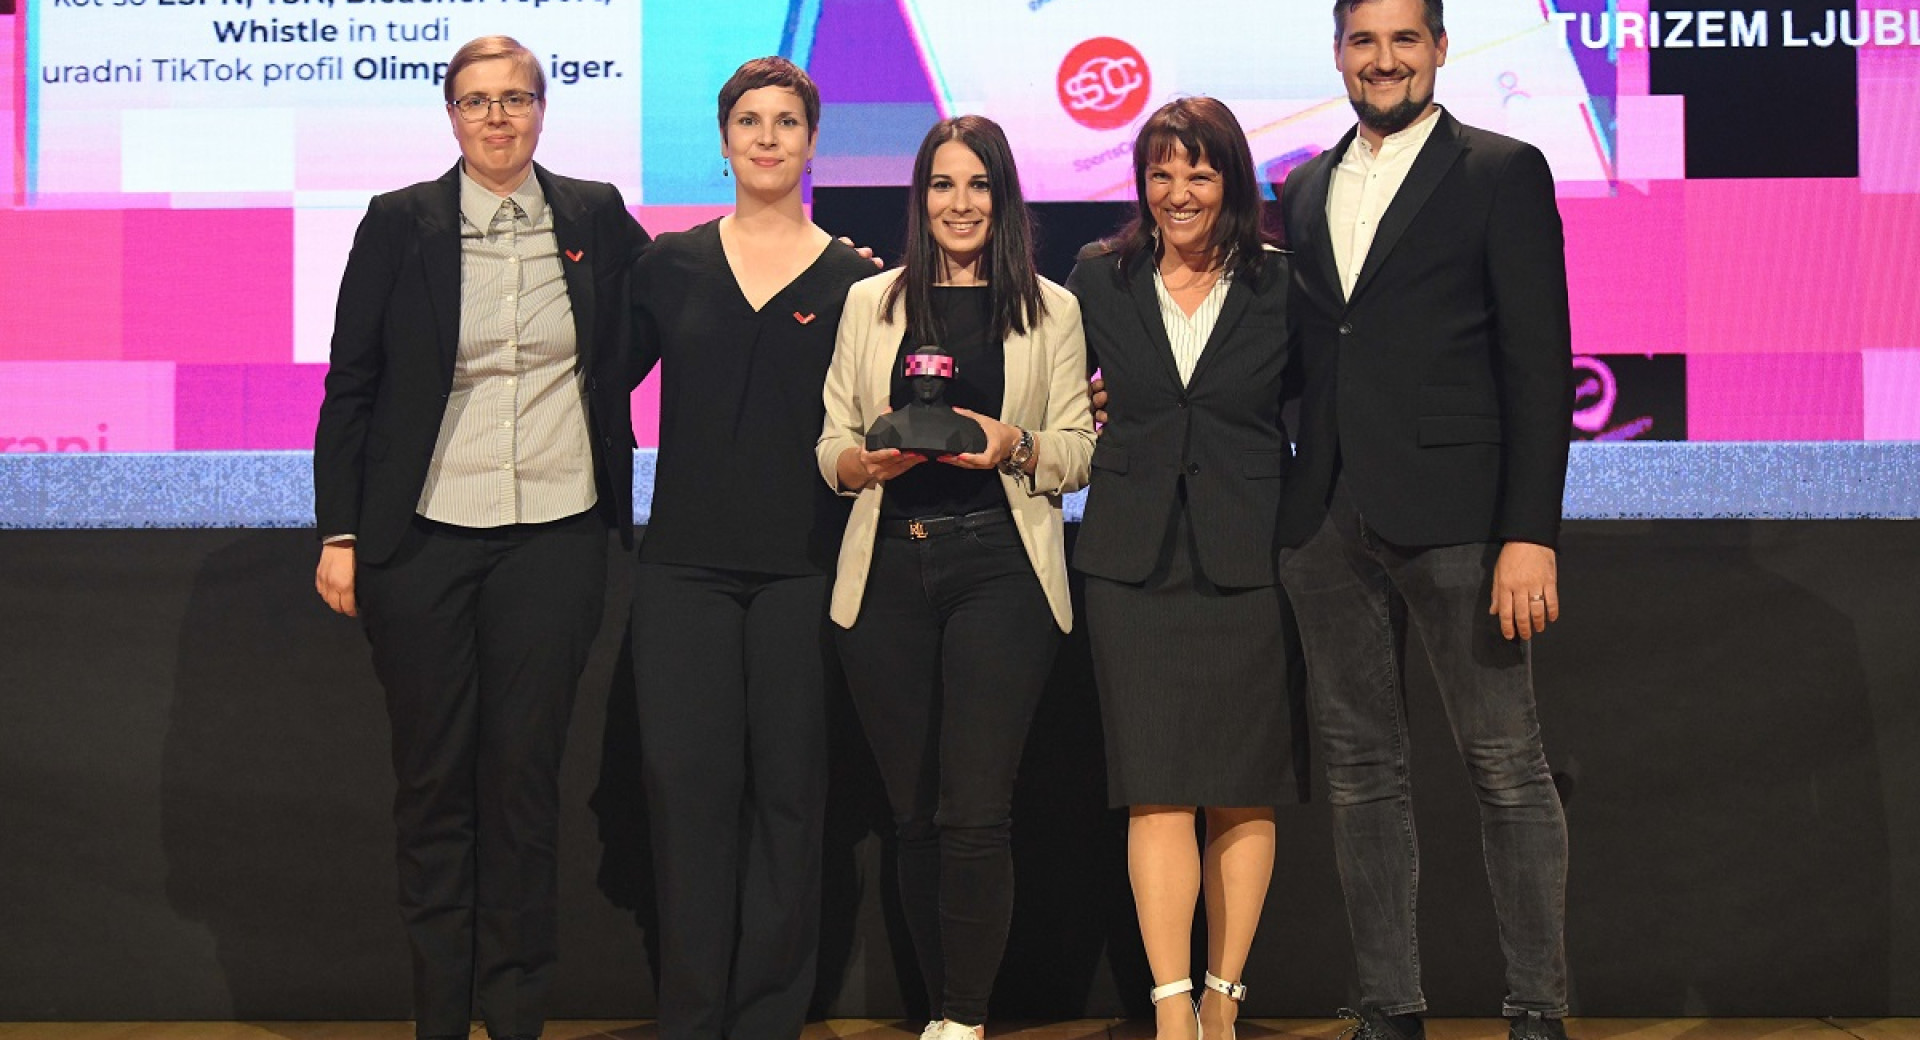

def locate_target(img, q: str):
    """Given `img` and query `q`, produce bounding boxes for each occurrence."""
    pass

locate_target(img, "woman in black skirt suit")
[1066,97,1302,1040]
[628,57,877,1040]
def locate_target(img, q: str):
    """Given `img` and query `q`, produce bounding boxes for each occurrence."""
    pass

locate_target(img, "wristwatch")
[998,427,1035,476]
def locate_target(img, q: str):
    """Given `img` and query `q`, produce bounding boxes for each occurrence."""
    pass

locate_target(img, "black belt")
[878,507,1013,540]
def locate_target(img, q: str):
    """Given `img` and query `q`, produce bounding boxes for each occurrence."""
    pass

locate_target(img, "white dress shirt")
[415,167,597,528]
[1327,106,1444,300]
[1152,266,1233,388]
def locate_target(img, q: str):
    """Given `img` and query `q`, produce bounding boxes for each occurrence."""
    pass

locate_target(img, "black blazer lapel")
[1349,110,1466,304]
[1294,129,1349,304]
[422,164,464,383]
[1184,273,1254,388]
[538,165,598,373]
[1125,259,1186,389]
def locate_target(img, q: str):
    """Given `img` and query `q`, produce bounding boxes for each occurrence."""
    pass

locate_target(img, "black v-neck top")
[633,218,874,574]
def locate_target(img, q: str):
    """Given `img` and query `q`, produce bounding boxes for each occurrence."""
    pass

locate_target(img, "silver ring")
[1528,594,1546,603]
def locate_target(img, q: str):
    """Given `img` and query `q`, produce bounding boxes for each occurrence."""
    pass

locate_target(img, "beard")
[1350,79,1431,137]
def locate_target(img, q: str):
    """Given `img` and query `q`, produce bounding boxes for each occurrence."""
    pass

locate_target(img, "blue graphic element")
[641,0,823,205]
[780,0,823,69]
[25,0,41,195]
[1550,0,1621,165]
[6,445,1920,528]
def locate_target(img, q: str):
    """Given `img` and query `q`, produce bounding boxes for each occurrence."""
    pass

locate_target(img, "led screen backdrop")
[3,0,1918,456]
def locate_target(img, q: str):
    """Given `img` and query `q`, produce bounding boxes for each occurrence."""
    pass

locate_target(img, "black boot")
[1508,1011,1570,1040]
[1337,1006,1425,1040]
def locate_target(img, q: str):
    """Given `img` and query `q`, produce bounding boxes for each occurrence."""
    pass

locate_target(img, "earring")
[722,162,729,178]
[806,162,813,175]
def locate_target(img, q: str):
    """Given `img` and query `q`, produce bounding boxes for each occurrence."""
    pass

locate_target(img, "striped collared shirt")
[1152,265,1233,387]
[416,166,597,528]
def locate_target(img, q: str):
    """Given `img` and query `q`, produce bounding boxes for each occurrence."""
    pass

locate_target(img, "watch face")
[1001,429,1035,474]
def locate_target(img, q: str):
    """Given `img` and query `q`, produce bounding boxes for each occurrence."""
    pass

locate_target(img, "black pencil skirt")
[1085,503,1306,809]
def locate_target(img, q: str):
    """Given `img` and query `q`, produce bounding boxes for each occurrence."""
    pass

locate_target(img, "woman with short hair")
[627,55,876,1040]
[314,35,648,1040]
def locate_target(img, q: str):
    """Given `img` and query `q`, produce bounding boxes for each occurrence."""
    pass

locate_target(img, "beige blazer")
[816,269,1096,631]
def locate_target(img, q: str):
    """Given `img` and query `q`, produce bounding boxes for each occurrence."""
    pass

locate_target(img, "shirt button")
[1186,462,1201,476]
[1340,323,1354,335]
[500,420,511,428]
[500,462,512,471]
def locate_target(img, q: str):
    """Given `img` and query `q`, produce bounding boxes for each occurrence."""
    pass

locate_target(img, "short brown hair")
[1332,0,1445,41]
[716,56,821,133]
[444,35,546,104]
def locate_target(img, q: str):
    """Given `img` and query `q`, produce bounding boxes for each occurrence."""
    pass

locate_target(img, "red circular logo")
[1056,37,1151,131]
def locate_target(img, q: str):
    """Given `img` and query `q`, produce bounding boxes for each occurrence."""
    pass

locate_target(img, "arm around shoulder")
[1026,282,1095,496]
[628,245,664,389]
[816,273,890,493]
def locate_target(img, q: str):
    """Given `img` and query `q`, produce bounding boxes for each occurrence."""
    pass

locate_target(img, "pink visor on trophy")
[904,353,956,378]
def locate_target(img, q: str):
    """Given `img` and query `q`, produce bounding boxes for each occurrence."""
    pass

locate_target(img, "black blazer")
[1276,110,1573,550]
[1068,246,1296,588]
[313,162,650,565]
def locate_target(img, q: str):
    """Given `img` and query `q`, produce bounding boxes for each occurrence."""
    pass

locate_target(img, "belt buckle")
[908,519,929,540]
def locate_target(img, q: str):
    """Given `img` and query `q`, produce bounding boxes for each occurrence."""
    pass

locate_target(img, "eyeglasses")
[449,91,540,121]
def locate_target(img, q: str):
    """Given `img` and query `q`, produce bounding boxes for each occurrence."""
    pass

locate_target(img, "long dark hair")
[1107,97,1271,284]
[882,115,1046,345]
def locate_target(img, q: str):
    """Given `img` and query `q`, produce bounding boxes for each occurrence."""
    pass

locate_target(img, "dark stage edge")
[2,520,1916,1020]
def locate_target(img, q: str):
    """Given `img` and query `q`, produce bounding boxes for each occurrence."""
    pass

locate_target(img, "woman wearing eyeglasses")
[627,57,876,1040]
[815,115,1095,1040]
[314,36,647,1040]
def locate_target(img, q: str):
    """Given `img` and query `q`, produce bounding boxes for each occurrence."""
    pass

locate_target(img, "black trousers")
[834,519,1060,1026]
[356,511,609,1040]
[632,562,832,1040]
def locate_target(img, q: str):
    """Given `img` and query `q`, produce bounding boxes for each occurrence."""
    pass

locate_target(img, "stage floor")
[0,1022,1914,1040]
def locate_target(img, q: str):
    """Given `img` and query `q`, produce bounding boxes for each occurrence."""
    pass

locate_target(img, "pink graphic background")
[4,3,1919,451]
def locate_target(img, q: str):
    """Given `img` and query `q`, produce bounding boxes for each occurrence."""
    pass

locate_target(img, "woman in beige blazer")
[815,115,1094,1040]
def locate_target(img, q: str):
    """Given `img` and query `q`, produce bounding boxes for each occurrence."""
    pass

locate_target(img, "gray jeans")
[1279,478,1569,1017]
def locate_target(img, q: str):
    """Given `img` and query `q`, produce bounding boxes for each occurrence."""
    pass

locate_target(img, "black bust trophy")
[865,346,988,458]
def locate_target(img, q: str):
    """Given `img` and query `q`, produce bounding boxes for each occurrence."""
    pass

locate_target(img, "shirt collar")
[457,164,546,231]
[1151,261,1234,305]
[1347,103,1444,162]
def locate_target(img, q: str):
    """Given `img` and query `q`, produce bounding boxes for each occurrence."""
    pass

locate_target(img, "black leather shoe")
[1508,1012,1569,1040]
[1337,1007,1426,1040]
